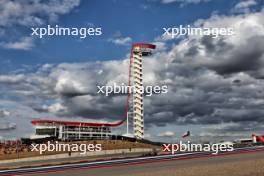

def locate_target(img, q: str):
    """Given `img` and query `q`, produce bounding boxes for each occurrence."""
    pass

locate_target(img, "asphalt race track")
[1,146,264,176]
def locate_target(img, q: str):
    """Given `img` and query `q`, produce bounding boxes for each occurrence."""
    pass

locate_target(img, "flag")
[182,131,190,138]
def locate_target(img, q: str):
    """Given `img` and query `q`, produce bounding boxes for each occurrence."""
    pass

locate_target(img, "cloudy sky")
[0,0,264,142]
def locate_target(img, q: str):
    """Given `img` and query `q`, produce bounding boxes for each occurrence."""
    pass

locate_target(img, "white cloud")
[0,122,16,130]
[108,36,132,46]
[161,0,210,6]
[0,37,34,50]
[0,109,11,117]
[47,103,68,114]
[0,0,81,27]
[0,74,25,83]
[158,131,175,137]
[233,0,257,13]
[0,0,81,50]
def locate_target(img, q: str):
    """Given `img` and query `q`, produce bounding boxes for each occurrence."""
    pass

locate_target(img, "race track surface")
[1,146,264,176]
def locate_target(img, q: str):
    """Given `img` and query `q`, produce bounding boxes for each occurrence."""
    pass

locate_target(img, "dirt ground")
[0,140,154,160]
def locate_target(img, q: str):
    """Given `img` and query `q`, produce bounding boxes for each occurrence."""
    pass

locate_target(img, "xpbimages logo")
[30,141,102,154]
[31,25,102,39]
[162,141,234,155]
[163,25,234,38]
[97,83,168,96]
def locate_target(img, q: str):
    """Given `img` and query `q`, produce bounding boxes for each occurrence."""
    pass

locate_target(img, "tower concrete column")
[128,43,155,139]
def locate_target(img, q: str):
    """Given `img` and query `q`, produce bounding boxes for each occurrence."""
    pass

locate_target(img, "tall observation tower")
[127,43,156,139]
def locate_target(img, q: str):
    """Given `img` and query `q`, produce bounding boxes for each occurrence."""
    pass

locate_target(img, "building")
[31,119,124,141]
[235,138,253,145]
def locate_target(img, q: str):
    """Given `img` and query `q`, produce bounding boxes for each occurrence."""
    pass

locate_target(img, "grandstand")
[30,119,122,141]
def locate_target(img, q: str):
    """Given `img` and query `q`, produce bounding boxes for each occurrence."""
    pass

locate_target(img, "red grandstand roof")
[31,119,125,127]
[132,43,156,49]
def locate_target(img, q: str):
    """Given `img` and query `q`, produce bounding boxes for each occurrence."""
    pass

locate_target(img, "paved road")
[1,146,264,176]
